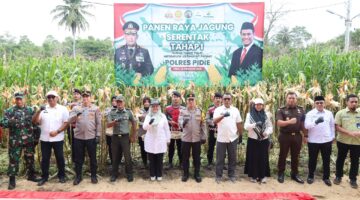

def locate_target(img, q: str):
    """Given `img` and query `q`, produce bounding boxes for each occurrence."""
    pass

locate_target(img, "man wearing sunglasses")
[115,21,154,77]
[179,93,206,183]
[69,91,102,185]
[333,94,360,189]
[1,92,41,190]
[33,90,69,186]
[304,96,335,186]
[213,93,243,183]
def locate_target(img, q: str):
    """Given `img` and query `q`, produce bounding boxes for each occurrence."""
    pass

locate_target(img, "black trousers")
[182,141,201,176]
[67,127,75,161]
[336,141,360,181]
[307,141,332,180]
[111,134,132,176]
[106,135,112,164]
[40,141,65,180]
[277,133,302,175]
[168,139,182,165]
[138,136,148,166]
[73,138,97,178]
[148,153,164,177]
[207,130,216,164]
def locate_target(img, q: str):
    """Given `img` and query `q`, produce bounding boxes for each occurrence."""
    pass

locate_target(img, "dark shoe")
[37,178,47,186]
[181,175,189,182]
[73,176,82,185]
[291,175,304,184]
[323,179,332,186]
[307,177,314,184]
[206,163,213,170]
[110,175,117,182]
[350,180,358,189]
[8,176,16,190]
[194,176,202,183]
[91,176,98,184]
[59,177,66,183]
[277,173,284,183]
[333,177,341,185]
[27,174,41,182]
[215,177,222,184]
[223,165,228,170]
[127,175,134,182]
[229,177,236,183]
[165,163,173,170]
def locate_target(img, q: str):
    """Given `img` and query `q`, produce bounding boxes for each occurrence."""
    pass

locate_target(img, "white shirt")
[143,113,171,154]
[213,105,242,143]
[241,42,254,55]
[244,112,273,140]
[304,108,335,143]
[39,104,69,142]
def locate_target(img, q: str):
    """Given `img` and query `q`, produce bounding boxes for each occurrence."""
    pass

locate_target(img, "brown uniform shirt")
[276,105,305,134]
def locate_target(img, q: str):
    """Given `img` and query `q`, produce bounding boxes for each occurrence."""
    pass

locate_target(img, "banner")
[114,3,264,86]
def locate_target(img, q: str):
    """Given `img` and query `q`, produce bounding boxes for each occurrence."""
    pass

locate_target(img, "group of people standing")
[0,89,359,190]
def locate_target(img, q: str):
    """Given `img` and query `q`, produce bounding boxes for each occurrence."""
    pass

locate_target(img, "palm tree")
[51,0,93,58]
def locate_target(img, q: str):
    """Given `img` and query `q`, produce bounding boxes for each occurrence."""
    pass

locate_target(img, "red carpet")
[0,191,314,200]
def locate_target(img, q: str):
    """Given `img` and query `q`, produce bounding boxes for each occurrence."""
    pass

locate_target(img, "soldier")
[165,91,184,169]
[107,95,137,182]
[137,97,151,169]
[104,96,117,165]
[0,92,41,190]
[33,90,69,186]
[115,21,154,77]
[205,92,222,169]
[333,94,360,189]
[276,91,306,184]
[69,90,102,185]
[179,93,206,183]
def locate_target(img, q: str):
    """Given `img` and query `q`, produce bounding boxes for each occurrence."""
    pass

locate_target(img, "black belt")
[113,134,129,137]
[281,132,300,136]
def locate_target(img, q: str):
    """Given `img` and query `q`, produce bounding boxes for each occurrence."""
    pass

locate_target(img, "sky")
[0,0,359,45]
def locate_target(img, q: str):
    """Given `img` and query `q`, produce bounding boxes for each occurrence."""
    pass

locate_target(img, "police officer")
[67,88,82,161]
[69,90,102,185]
[165,91,185,169]
[179,93,206,183]
[205,92,222,169]
[276,92,306,184]
[115,21,154,77]
[0,92,41,190]
[137,97,151,169]
[107,95,137,182]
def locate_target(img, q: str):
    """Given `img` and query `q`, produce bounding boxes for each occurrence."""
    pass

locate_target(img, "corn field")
[0,46,359,176]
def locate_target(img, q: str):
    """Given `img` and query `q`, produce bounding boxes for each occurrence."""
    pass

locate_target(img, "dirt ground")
[0,165,359,200]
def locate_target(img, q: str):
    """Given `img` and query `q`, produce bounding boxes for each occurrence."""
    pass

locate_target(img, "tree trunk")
[72,33,76,58]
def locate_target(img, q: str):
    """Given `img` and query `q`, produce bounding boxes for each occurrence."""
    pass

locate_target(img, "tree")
[274,26,293,48]
[264,0,288,45]
[51,0,93,58]
[291,26,312,48]
[42,35,62,57]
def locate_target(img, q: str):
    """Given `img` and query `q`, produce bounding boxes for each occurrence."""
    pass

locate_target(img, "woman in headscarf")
[244,98,273,183]
[143,98,171,181]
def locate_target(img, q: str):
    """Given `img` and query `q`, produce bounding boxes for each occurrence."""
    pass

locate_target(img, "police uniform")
[0,92,40,189]
[165,91,184,168]
[115,21,154,76]
[107,95,136,181]
[69,91,102,184]
[276,105,305,181]
[179,93,206,182]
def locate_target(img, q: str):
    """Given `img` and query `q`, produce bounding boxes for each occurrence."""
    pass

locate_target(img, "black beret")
[172,91,181,97]
[73,88,81,94]
[187,93,195,99]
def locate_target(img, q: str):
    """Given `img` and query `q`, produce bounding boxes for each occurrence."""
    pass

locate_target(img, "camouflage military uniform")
[1,105,36,176]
